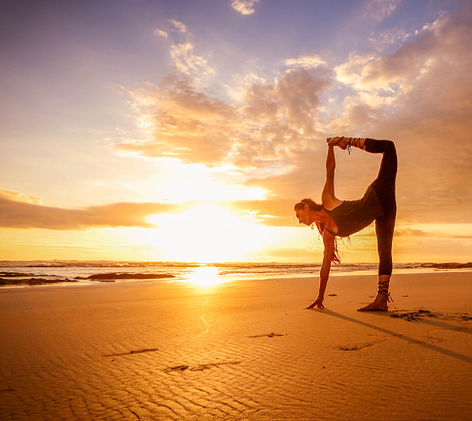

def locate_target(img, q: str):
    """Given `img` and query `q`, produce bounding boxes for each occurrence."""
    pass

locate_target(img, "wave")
[0,260,470,288]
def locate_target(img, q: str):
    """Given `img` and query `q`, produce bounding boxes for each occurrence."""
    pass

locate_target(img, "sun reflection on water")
[185,266,228,287]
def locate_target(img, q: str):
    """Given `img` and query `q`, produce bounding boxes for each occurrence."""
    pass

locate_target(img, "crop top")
[323,186,384,237]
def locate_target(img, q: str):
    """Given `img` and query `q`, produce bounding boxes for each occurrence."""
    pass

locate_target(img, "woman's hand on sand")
[307,297,325,309]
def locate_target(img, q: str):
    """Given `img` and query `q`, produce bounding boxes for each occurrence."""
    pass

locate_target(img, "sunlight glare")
[147,205,270,262]
[185,266,226,287]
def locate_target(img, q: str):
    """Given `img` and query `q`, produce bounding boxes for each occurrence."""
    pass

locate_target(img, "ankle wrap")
[378,280,393,303]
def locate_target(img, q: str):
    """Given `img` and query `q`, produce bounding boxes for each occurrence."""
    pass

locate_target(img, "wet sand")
[1,272,471,420]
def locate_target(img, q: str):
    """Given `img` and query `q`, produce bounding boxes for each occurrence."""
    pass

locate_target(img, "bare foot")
[327,136,348,149]
[358,295,389,312]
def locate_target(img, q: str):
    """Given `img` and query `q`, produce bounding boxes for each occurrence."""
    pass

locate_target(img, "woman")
[294,136,397,311]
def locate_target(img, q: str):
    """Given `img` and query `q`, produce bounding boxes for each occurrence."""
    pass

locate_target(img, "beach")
[1,272,471,420]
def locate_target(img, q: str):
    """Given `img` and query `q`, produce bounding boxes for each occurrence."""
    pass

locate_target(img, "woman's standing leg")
[358,139,397,311]
[329,137,398,310]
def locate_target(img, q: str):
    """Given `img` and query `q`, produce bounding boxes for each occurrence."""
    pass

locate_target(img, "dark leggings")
[365,139,397,276]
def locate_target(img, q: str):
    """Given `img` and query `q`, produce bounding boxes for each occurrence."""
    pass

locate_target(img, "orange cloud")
[394,228,472,239]
[0,189,175,230]
[120,73,238,165]
[119,5,472,230]
[328,4,472,224]
[0,189,297,230]
[120,66,333,170]
[0,189,43,205]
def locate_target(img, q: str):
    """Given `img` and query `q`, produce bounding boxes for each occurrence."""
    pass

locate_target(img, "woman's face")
[295,206,310,225]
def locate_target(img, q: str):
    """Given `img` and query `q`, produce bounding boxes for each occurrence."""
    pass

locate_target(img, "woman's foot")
[327,136,366,151]
[358,294,389,311]
[327,136,349,149]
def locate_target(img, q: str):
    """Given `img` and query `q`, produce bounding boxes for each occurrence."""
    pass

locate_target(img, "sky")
[1,0,471,263]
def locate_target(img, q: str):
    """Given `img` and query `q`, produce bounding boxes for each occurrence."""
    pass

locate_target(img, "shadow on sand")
[309,308,472,364]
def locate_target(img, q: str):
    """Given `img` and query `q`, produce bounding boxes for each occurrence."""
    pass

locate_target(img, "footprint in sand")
[390,309,432,321]
[248,333,286,338]
[102,348,158,358]
[163,361,241,373]
[423,336,445,344]
[164,365,189,373]
[391,310,472,326]
[337,343,374,351]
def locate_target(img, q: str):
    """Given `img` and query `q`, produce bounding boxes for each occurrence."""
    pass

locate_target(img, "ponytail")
[315,222,341,264]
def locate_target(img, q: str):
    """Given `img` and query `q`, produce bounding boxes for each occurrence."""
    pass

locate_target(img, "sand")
[1,272,471,420]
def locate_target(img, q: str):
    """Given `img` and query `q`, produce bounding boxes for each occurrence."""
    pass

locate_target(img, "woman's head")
[294,198,322,212]
[294,198,341,264]
[294,198,323,225]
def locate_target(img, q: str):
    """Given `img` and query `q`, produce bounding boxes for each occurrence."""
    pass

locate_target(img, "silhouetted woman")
[294,137,397,311]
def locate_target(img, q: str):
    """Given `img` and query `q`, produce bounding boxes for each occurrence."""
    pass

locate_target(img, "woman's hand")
[307,296,325,309]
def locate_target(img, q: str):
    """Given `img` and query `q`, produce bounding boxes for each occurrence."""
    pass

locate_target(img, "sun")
[147,204,269,262]
[185,266,227,287]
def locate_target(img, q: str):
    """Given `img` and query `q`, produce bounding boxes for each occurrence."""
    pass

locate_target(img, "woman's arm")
[307,230,336,309]
[321,145,342,209]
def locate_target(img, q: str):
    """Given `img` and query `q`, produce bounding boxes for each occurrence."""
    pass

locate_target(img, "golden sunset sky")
[1,0,471,263]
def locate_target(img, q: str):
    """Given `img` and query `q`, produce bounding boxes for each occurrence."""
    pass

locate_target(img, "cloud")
[285,54,327,69]
[395,227,472,239]
[330,4,472,224]
[157,19,215,82]
[394,237,472,262]
[341,7,472,124]
[169,42,215,77]
[229,198,301,226]
[231,0,259,15]
[120,3,472,230]
[167,19,187,33]
[337,7,472,95]
[365,0,402,22]
[154,29,168,39]
[0,189,297,230]
[4,184,470,240]
[0,189,43,205]
[368,28,410,51]
[242,149,327,202]
[225,4,472,226]
[0,189,173,230]
[121,66,334,171]
[120,73,238,165]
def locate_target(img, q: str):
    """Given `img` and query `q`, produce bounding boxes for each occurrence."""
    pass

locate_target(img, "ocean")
[1,260,471,288]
